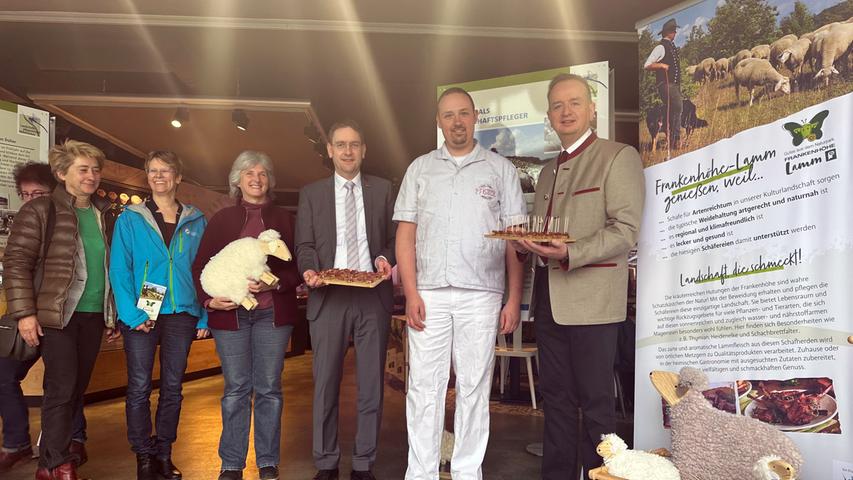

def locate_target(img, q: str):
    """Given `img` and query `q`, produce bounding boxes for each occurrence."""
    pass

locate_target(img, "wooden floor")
[2,351,563,479]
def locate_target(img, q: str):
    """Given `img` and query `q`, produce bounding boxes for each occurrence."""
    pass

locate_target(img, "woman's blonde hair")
[48,139,105,180]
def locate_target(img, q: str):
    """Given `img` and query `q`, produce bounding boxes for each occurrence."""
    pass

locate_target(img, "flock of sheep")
[685,17,853,106]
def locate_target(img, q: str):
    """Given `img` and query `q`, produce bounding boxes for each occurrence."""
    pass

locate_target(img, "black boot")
[136,454,157,480]
[155,457,182,480]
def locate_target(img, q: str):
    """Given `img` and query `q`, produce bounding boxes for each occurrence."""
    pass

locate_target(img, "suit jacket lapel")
[324,176,337,264]
[362,174,376,254]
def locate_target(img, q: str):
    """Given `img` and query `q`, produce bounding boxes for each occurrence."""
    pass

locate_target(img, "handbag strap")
[42,200,56,260]
[33,200,56,291]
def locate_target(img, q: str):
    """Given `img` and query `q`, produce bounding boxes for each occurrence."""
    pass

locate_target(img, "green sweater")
[75,206,105,312]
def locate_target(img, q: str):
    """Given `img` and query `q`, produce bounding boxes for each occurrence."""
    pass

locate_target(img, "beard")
[447,129,470,146]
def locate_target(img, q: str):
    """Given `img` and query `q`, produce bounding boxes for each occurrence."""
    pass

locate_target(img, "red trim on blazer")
[582,263,618,268]
[573,187,601,196]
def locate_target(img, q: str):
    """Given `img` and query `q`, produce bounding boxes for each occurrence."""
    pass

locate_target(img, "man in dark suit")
[295,120,397,480]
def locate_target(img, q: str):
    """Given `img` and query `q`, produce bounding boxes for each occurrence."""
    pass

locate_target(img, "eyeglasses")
[20,190,51,200]
[147,168,175,177]
[332,141,362,151]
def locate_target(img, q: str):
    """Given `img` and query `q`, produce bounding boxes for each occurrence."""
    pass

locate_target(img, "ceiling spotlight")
[232,109,249,131]
[171,107,189,128]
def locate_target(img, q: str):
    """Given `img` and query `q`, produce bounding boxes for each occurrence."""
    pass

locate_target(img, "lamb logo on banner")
[783,110,829,147]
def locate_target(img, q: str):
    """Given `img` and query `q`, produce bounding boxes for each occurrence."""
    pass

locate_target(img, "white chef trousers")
[405,287,502,480]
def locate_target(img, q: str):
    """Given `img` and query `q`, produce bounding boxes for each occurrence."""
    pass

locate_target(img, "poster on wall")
[437,62,611,322]
[635,1,853,479]
[0,101,51,249]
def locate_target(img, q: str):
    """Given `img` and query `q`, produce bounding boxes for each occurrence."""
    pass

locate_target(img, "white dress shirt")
[333,172,373,271]
[644,44,666,68]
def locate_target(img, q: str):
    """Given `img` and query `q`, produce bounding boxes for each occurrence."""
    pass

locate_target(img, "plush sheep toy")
[200,229,292,310]
[650,367,803,480]
[590,433,681,480]
[753,455,797,480]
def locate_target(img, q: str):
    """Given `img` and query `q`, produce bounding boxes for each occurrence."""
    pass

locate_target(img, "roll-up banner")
[635,1,853,478]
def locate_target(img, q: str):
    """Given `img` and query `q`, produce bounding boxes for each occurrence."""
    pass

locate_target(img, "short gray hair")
[228,150,276,198]
[547,73,592,102]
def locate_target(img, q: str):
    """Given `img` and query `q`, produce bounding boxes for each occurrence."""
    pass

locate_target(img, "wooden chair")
[495,328,539,409]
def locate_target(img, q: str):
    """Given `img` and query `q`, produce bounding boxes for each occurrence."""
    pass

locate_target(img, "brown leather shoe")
[35,462,79,480]
[69,441,87,467]
[0,446,33,471]
[35,466,52,480]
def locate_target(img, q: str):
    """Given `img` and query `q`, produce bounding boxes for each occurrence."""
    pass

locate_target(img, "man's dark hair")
[13,161,57,195]
[327,119,366,144]
[437,87,476,112]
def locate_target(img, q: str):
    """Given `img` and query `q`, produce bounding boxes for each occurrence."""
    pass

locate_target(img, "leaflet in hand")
[137,281,167,321]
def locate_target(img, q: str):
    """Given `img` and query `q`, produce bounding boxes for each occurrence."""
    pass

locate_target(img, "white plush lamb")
[753,455,797,480]
[591,433,681,480]
[200,229,292,310]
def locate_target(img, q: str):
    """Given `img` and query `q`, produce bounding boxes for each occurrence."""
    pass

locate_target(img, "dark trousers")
[310,286,389,472]
[657,82,682,147]
[0,356,87,450]
[39,312,104,469]
[119,313,197,458]
[534,268,619,480]
[0,356,39,450]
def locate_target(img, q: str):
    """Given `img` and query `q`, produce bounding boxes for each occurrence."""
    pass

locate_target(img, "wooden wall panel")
[21,338,221,396]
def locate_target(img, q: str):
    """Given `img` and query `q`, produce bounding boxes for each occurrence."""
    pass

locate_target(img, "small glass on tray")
[484,215,574,243]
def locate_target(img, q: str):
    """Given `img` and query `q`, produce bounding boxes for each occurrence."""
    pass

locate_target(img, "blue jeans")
[211,308,292,470]
[120,314,197,458]
[1,354,87,450]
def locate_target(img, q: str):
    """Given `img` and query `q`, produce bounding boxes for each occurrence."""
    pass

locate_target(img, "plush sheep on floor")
[200,229,292,310]
[590,433,681,480]
[753,455,797,480]
[650,367,803,480]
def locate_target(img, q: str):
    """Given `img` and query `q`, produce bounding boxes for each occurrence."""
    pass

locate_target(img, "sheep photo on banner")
[634,0,853,479]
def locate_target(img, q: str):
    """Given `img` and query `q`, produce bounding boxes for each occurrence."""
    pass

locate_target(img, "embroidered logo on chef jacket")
[475,184,497,200]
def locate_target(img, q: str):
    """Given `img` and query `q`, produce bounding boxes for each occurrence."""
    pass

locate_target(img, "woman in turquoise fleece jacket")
[108,151,208,480]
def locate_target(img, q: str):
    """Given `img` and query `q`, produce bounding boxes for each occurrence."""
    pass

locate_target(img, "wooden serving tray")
[317,270,385,288]
[484,232,574,243]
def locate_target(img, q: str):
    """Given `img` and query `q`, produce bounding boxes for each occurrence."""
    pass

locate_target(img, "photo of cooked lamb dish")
[740,377,841,434]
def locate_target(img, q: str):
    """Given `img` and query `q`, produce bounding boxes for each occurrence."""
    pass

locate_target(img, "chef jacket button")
[544,194,550,200]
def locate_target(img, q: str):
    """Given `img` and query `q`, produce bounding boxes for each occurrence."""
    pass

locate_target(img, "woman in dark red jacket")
[191,151,301,480]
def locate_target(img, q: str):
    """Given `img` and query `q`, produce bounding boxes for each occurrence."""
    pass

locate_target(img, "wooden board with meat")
[317,268,385,288]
